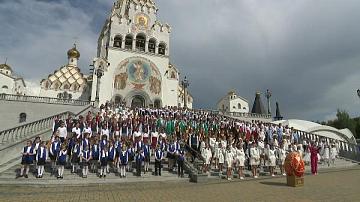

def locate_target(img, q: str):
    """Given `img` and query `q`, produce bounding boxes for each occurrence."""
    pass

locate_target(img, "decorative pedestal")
[286,175,304,187]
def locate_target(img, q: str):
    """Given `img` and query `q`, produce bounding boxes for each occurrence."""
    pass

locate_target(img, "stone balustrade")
[0,112,70,145]
[0,105,96,147]
[0,93,94,106]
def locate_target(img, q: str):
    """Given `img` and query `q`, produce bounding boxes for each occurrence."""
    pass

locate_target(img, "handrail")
[0,93,94,106]
[0,105,96,146]
[197,109,272,119]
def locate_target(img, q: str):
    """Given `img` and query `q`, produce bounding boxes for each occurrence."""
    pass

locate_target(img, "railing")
[195,109,272,119]
[0,105,96,147]
[0,93,94,106]
[223,112,272,119]
[295,129,360,162]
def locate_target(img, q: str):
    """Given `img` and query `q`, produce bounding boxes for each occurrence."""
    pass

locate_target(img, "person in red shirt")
[309,141,320,175]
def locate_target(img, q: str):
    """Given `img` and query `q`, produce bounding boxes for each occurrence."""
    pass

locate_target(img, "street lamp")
[265,89,272,115]
[181,76,189,109]
[95,65,104,103]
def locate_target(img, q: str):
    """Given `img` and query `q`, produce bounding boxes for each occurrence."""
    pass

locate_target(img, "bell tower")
[91,0,179,108]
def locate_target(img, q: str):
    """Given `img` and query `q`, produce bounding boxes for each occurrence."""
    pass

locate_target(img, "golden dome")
[0,63,12,71]
[67,45,80,59]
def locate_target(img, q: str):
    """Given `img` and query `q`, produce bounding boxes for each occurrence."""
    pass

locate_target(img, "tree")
[327,109,358,138]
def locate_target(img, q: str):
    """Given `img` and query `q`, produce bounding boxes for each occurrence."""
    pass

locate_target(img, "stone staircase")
[0,157,188,185]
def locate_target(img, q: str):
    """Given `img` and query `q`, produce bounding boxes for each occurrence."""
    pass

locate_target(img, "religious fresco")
[114,72,128,90]
[128,60,150,83]
[131,13,152,34]
[115,57,162,94]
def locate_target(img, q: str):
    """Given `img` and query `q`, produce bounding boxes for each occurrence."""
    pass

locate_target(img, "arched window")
[125,35,133,50]
[148,38,156,53]
[114,35,122,48]
[136,34,146,52]
[70,83,80,91]
[238,103,241,109]
[52,81,60,90]
[19,113,27,123]
[63,83,70,90]
[154,99,162,108]
[158,42,166,55]
[2,85,8,89]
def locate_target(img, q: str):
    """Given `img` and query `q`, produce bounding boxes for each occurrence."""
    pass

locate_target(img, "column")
[132,39,136,51]
[145,41,149,52]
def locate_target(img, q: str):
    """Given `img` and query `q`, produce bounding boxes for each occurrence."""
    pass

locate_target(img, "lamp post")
[181,76,189,109]
[265,89,272,115]
[95,66,104,103]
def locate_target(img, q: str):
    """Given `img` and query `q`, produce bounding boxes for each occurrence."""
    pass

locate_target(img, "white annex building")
[90,0,192,108]
[0,63,26,95]
[217,90,249,113]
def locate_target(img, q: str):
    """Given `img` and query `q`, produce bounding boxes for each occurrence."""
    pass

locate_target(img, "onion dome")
[0,63,12,71]
[67,45,80,59]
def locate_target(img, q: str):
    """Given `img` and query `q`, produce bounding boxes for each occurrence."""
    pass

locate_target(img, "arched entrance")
[154,99,162,108]
[114,95,122,105]
[131,95,145,108]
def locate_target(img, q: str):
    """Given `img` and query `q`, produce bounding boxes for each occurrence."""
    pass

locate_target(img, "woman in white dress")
[323,144,330,167]
[250,142,260,178]
[330,144,338,165]
[203,143,212,173]
[225,145,234,181]
[268,145,276,177]
[235,144,245,179]
[303,144,311,165]
[213,138,220,169]
[277,144,287,176]
[217,143,225,172]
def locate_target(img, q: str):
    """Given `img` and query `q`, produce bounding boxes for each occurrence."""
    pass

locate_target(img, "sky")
[1,0,360,121]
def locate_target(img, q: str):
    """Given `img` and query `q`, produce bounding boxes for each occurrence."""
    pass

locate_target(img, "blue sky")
[1,0,360,121]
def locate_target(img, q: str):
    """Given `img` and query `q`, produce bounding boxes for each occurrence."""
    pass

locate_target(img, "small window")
[136,34,146,52]
[2,85,8,89]
[125,35,133,50]
[148,38,156,53]
[114,35,122,48]
[158,43,166,55]
[238,103,241,109]
[233,106,236,109]
[19,113,27,123]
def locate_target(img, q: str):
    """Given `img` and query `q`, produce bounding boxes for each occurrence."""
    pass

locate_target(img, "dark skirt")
[100,159,108,167]
[58,161,66,166]
[49,154,56,161]
[21,156,33,165]
[145,154,150,162]
[167,153,175,159]
[37,159,46,166]
[71,155,80,164]
[81,161,90,166]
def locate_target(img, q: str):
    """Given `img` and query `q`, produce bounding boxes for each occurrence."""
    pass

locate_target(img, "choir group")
[18,101,339,181]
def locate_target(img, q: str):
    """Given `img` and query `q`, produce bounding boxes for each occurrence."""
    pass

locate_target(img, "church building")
[90,0,192,108]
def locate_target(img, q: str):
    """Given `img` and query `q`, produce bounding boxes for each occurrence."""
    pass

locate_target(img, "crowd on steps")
[17,101,339,180]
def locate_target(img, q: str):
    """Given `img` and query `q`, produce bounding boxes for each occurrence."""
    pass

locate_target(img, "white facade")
[0,64,26,95]
[217,90,249,113]
[90,0,189,108]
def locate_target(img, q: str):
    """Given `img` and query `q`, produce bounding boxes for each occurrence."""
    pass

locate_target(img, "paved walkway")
[0,166,359,202]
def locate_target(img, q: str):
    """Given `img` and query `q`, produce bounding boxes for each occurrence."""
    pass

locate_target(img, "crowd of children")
[18,101,340,180]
